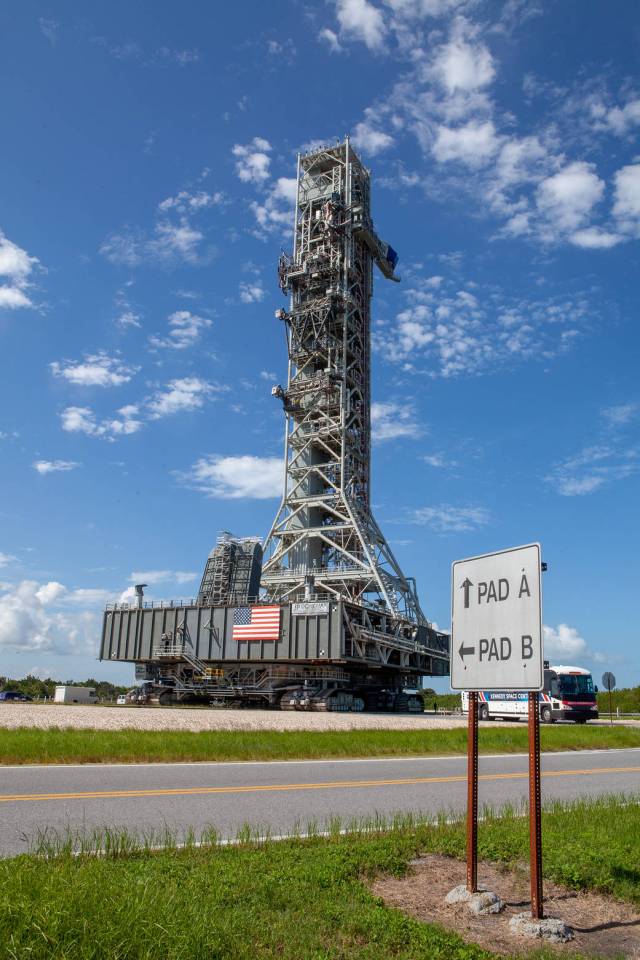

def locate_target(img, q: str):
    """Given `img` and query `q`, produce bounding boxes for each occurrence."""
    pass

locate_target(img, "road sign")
[602,672,616,691]
[451,543,543,692]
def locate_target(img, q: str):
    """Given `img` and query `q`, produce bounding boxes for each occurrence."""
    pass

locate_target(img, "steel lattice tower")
[262,138,426,628]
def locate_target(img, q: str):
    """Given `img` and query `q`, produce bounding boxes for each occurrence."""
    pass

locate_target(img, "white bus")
[461,664,598,724]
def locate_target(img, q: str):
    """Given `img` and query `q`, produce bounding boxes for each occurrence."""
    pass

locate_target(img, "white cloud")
[0,552,16,567]
[0,230,39,310]
[493,136,548,190]
[232,137,272,184]
[612,163,640,236]
[318,28,344,53]
[51,352,138,387]
[0,231,37,280]
[411,503,490,532]
[39,17,59,44]
[60,407,104,436]
[35,582,67,604]
[65,588,113,605]
[59,376,224,440]
[335,0,387,52]
[601,403,637,427]
[185,454,282,499]
[239,281,265,303]
[371,401,423,441]
[536,161,605,235]
[33,460,80,475]
[602,98,640,136]
[117,310,142,329]
[421,452,457,468]
[146,377,220,419]
[384,0,467,17]
[432,120,499,166]
[248,177,297,237]
[273,177,298,203]
[546,443,638,496]
[100,183,219,268]
[128,570,198,585]
[0,580,100,654]
[114,283,142,329]
[543,623,587,661]
[0,287,33,309]
[101,218,212,267]
[148,220,206,262]
[343,16,640,252]
[100,232,141,267]
[427,18,495,92]
[157,190,224,214]
[118,586,139,605]
[61,405,143,440]
[148,310,212,350]
[375,278,587,378]
[260,370,277,380]
[266,39,297,62]
[570,227,622,249]
[352,120,394,155]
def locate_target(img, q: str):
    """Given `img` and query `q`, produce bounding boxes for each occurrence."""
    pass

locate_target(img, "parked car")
[116,695,128,705]
[0,691,33,702]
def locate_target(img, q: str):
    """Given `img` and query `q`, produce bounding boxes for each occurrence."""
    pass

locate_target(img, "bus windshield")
[558,674,594,696]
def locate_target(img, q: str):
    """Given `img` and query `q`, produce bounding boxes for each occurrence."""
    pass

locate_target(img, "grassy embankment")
[2,723,640,765]
[1,794,639,959]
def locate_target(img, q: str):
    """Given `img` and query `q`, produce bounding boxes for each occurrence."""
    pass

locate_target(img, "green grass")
[1,723,640,765]
[1,795,639,959]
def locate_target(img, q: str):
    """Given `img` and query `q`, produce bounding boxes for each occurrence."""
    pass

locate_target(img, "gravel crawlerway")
[0,704,473,732]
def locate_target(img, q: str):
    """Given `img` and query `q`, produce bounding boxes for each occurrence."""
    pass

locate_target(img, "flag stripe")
[232,605,281,641]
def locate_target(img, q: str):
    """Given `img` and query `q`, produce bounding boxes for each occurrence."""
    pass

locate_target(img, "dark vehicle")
[0,691,33,702]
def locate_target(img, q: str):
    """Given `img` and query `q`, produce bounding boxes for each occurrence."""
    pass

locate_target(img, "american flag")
[232,605,281,642]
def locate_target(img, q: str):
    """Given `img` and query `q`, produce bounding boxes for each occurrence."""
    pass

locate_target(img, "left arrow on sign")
[458,642,475,662]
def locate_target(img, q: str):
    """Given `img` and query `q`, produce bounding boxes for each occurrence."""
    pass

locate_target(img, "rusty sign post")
[466,690,479,892]
[528,691,543,918]
[452,544,544,919]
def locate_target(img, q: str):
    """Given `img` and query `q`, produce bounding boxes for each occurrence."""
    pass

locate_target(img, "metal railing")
[106,594,264,612]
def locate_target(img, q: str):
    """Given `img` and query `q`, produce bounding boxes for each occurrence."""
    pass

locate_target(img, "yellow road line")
[1,765,639,804]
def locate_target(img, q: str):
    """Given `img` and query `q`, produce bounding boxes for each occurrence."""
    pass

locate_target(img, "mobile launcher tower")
[100,138,450,710]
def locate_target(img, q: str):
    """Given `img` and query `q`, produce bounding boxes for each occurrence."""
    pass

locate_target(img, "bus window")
[558,674,594,696]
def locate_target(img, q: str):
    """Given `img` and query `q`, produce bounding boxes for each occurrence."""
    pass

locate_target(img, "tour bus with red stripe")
[461,663,599,724]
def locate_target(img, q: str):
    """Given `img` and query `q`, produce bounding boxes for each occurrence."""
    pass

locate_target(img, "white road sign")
[451,543,543,692]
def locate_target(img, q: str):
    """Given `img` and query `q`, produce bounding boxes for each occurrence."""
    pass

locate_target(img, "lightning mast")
[262,139,425,629]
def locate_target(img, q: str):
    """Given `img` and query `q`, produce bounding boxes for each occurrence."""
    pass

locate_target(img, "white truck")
[461,664,598,724]
[54,685,98,705]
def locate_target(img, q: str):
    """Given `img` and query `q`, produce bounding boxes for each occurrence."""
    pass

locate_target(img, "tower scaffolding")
[262,138,429,634]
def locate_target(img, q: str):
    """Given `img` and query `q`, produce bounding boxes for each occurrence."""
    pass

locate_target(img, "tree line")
[0,676,129,701]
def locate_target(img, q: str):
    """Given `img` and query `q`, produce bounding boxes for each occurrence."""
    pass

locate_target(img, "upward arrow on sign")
[461,578,473,608]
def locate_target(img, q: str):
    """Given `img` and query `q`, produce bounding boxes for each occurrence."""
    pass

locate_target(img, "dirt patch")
[372,854,640,958]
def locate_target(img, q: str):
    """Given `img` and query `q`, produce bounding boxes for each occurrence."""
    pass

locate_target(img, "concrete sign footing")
[509,913,574,942]
[445,885,504,915]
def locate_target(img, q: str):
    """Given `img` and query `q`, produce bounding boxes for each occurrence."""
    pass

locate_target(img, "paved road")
[2,748,639,857]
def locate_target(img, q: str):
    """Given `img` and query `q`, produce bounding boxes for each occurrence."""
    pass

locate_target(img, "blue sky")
[1,0,638,689]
